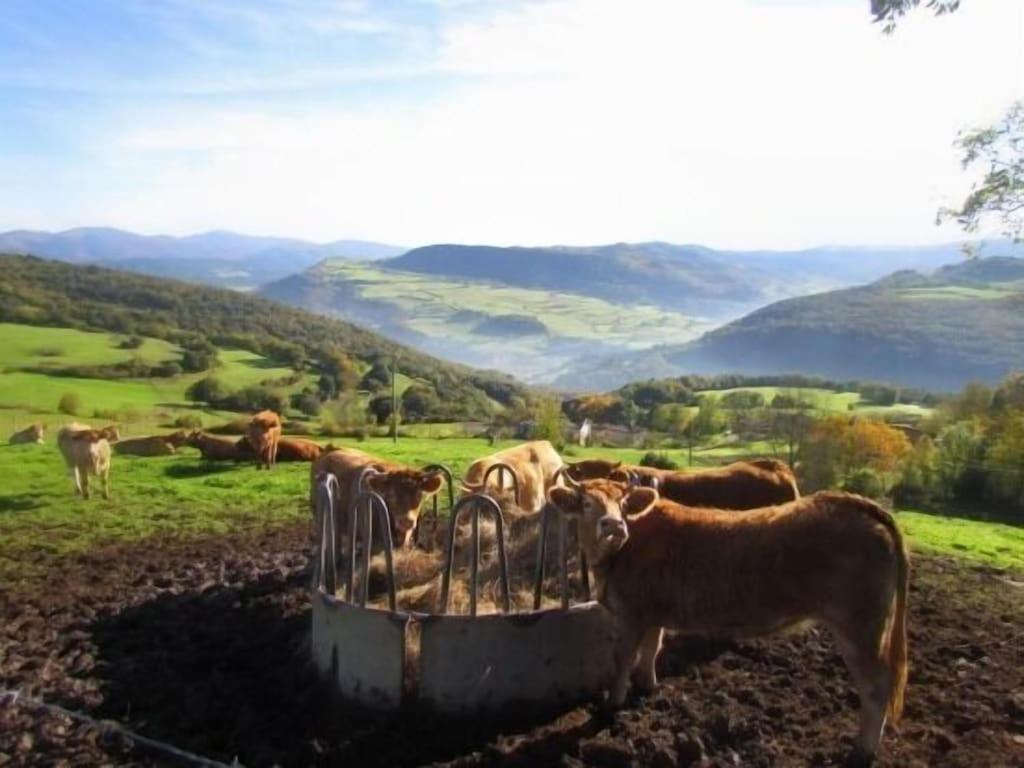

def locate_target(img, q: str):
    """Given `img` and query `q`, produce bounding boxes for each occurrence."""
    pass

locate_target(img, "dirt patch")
[1,524,1022,767]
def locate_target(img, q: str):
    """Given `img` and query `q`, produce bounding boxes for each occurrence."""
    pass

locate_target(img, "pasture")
[0,434,1022,766]
[0,324,312,434]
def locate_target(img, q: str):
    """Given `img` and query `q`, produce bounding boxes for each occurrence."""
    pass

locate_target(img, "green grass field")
[320,261,709,348]
[897,285,1019,301]
[0,324,312,434]
[3,436,1019,586]
[0,322,180,368]
[698,386,933,419]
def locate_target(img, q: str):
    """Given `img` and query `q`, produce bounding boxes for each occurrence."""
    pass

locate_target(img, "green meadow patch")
[5,435,1018,587]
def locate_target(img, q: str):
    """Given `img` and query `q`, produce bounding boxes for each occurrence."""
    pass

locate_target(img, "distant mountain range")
[380,241,999,317]
[554,256,1024,392]
[262,240,1021,383]
[7,227,1022,392]
[0,228,403,290]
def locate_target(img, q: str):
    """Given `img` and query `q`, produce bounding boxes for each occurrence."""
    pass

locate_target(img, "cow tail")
[886,521,909,724]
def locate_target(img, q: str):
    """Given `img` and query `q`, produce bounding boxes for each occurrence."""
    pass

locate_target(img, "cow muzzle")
[598,516,628,546]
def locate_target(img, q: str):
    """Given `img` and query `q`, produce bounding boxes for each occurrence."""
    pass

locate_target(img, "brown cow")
[57,423,120,499]
[114,431,188,457]
[312,447,444,550]
[547,480,908,763]
[460,440,565,513]
[9,423,45,445]
[565,457,799,509]
[274,437,324,462]
[186,431,247,461]
[247,410,282,470]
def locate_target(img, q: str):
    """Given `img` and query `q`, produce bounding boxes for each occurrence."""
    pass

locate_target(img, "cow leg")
[71,466,83,497]
[102,468,110,500]
[632,626,664,693]
[609,623,644,707]
[834,626,892,762]
[80,470,90,500]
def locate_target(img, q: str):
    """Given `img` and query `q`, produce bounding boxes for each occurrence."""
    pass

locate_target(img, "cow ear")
[366,473,387,491]
[548,486,582,516]
[611,461,622,469]
[420,472,444,495]
[623,487,658,519]
[609,469,632,484]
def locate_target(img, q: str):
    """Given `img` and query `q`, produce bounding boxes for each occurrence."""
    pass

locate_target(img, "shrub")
[58,392,82,416]
[844,468,887,500]
[173,413,203,429]
[152,362,183,378]
[118,335,144,350]
[640,451,679,470]
[208,417,250,435]
[33,346,63,357]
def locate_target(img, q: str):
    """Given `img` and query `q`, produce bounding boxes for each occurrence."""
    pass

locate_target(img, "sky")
[1,0,1022,249]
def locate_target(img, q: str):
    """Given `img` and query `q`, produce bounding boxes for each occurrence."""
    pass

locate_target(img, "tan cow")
[247,410,282,470]
[312,447,444,550]
[547,479,908,763]
[57,423,120,499]
[186,431,247,461]
[274,437,324,463]
[460,440,565,513]
[114,431,188,457]
[565,457,799,509]
[8,423,45,444]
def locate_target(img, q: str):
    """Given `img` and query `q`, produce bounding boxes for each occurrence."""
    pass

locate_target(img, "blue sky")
[2,0,1022,248]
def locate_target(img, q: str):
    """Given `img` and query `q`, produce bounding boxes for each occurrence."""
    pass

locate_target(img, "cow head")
[548,479,658,564]
[99,425,121,442]
[165,430,188,447]
[365,469,445,548]
[564,459,622,482]
[185,430,204,447]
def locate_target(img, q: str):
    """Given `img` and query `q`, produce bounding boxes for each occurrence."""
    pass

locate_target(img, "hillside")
[0,228,403,290]
[260,260,711,382]
[556,257,1024,392]
[263,241,1009,383]
[0,255,527,418]
[380,241,1011,316]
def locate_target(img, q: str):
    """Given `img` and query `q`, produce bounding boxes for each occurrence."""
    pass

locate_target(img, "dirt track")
[1,522,1022,767]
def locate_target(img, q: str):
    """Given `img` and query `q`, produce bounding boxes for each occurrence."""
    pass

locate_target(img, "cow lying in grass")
[565,457,799,509]
[547,479,908,763]
[57,423,120,499]
[312,447,445,550]
[186,431,248,461]
[114,431,188,456]
[8,423,45,445]
[274,437,323,462]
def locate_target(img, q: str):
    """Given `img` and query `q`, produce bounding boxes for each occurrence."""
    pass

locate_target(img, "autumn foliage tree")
[800,416,912,495]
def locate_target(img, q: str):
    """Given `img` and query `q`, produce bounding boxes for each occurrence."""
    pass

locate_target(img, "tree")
[871,0,960,32]
[987,410,1024,505]
[532,397,567,447]
[58,392,82,416]
[939,101,1024,243]
[936,420,985,499]
[186,376,225,405]
[402,385,441,423]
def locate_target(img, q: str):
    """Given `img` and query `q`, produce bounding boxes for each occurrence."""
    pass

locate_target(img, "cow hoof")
[843,746,875,768]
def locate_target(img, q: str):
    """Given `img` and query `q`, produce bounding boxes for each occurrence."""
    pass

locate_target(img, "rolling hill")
[263,241,1013,382]
[555,256,1024,392]
[0,228,403,290]
[260,260,713,382]
[0,254,528,419]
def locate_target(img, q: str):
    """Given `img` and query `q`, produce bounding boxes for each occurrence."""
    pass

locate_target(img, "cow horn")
[557,467,580,489]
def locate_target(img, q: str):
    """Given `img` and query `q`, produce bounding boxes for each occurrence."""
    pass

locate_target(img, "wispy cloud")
[1,0,1022,247]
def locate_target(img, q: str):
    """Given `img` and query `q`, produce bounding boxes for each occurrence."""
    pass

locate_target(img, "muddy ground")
[1,522,1022,767]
